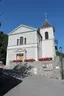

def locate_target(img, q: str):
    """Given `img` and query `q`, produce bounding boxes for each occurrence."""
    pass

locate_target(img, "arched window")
[45,32,49,39]
[20,36,23,45]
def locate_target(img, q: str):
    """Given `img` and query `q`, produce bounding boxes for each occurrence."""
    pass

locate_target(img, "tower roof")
[41,20,52,28]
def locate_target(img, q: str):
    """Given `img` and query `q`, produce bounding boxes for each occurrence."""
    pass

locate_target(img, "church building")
[6,19,56,66]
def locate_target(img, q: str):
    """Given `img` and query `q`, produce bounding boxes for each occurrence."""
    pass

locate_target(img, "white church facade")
[6,20,56,66]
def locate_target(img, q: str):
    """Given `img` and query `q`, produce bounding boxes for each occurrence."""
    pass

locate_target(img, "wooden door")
[17,54,24,61]
[19,55,24,60]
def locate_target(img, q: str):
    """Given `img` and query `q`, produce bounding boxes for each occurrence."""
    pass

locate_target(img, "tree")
[0,31,8,64]
[56,51,64,58]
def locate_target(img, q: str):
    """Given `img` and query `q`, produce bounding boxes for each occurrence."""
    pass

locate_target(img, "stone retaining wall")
[8,56,64,80]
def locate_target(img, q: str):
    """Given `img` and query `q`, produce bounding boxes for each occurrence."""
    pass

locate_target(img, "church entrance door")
[17,54,24,61]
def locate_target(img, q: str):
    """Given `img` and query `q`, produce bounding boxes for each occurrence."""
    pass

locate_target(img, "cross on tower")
[45,12,48,21]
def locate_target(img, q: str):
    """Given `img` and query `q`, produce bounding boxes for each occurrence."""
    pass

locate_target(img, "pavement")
[0,73,21,96]
[4,75,64,96]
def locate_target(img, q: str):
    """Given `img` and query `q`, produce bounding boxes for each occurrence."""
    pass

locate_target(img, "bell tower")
[40,14,56,59]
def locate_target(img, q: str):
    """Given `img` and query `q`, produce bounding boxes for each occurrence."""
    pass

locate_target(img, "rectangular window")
[17,39,19,45]
[25,38,26,44]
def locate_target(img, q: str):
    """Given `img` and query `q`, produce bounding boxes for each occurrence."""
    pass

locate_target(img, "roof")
[41,20,52,28]
[8,24,37,35]
[4,75,64,96]
[41,20,55,32]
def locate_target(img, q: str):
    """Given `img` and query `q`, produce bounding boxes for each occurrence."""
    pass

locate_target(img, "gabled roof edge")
[8,24,37,35]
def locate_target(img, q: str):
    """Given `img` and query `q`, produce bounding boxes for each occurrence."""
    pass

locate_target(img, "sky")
[0,0,64,51]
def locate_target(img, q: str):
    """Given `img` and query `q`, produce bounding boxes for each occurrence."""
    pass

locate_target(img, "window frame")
[45,31,49,39]
[17,39,19,45]
[24,38,26,44]
[20,36,23,45]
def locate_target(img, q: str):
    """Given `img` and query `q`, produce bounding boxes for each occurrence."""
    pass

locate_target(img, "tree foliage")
[0,31,8,64]
[56,51,64,58]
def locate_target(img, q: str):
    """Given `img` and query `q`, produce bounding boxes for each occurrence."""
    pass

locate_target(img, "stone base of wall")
[7,56,63,80]
[27,60,61,80]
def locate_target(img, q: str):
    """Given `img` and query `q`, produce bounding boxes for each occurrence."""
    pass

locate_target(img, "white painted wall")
[6,44,38,66]
[6,25,42,66]
[6,24,56,67]
[40,27,54,40]
[6,49,16,66]
[8,31,37,46]
[42,40,56,58]
[40,27,56,59]
[37,32,42,58]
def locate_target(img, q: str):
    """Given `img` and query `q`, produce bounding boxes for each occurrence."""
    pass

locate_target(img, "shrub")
[38,57,52,61]
[12,60,22,62]
[24,59,35,62]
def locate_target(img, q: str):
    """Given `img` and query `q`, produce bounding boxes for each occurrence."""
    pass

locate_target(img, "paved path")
[0,73,21,96]
[4,75,64,96]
